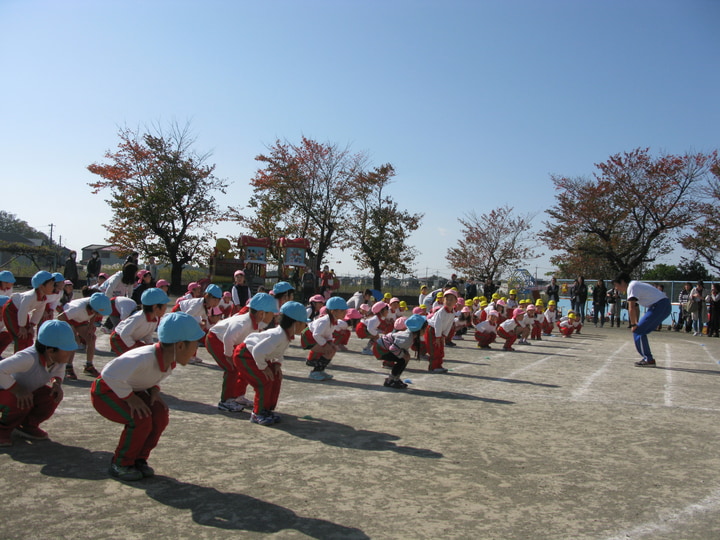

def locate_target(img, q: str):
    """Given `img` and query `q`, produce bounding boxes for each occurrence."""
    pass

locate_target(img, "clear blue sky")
[1,0,718,279]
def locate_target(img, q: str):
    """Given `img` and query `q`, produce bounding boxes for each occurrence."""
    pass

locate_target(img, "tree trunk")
[372,264,383,291]
[170,262,184,295]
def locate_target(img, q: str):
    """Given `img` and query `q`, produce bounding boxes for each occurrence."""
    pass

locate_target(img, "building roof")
[0,231,36,245]
[82,244,123,252]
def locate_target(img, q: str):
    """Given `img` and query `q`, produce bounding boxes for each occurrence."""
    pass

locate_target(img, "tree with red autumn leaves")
[447,206,538,282]
[230,137,367,273]
[540,148,717,277]
[88,124,227,292]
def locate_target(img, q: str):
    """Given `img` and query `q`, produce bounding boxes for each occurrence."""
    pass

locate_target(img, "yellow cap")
[548,300,557,306]
[509,289,517,295]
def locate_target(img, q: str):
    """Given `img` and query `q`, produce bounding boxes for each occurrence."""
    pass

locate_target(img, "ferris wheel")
[507,268,536,295]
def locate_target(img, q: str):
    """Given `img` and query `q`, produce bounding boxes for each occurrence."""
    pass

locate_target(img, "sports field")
[1,326,719,539]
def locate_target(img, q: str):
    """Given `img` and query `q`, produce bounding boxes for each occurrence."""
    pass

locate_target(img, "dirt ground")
[2,323,720,539]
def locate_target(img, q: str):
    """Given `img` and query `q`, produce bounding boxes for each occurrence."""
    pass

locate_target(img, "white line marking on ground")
[664,343,673,407]
[571,342,629,400]
[497,355,553,381]
[605,487,720,540]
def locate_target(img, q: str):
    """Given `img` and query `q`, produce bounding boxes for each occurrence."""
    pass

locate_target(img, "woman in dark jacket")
[592,279,607,327]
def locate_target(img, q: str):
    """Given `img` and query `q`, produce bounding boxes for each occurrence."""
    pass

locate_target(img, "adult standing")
[445,274,460,290]
[706,283,720,338]
[86,251,102,287]
[144,257,158,284]
[301,269,316,304]
[465,278,478,300]
[689,280,707,336]
[483,278,497,299]
[677,282,693,332]
[571,276,588,323]
[63,251,79,287]
[546,277,560,304]
[613,273,671,367]
[592,279,607,327]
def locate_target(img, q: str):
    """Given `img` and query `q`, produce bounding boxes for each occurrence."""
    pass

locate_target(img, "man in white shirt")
[613,272,672,367]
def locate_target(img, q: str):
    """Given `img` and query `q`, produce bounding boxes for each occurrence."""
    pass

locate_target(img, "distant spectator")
[63,251,79,286]
[677,282,693,332]
[570,276,588,323]
[707,283,720,338]
[86,251,102,286]
[445,273,460,290]
[125,252,139,266]
[301,269,316,304]
[483,278,497,299]
[546,277,560,304]
[144,256,158,283]
[465,278,478,299]
[689,280,706,336]
[592,279,607,327]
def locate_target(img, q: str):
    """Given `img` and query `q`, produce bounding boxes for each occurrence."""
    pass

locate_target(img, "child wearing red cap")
[424,290,458,373]
[474,310,499,349]
[497,308,524,351]
[356,301,388,355]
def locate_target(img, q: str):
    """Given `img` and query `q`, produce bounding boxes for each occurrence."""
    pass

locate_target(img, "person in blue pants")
[613,273,672,367]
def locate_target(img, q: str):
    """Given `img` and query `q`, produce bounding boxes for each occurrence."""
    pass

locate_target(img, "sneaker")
[445,341,457,347]
[109,462,144,481]
[250,412,274,426]
[100,327,111,335]
[480,345,491,349]
[693,332,700,336]
[503,346,516,351]
[269,411,282,424]
[14,426,49,440]
[430,367,448,374]
[0,432,13,447]
[337,344,349,352]
[383,378,408,389]
[361,347,373,356]
[635,359,656,367]
[134,459,155,478]
[453,335,464,340]
[218,400,245,412]
[83,365,100,377]
[188,356,204,364]
[65,366,78,380]
[309,371,333,381]
[234,396,254,408]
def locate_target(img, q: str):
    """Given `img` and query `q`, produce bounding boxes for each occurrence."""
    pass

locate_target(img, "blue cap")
[31,270,54,289]
[158,312,205,344]
[37,320,80,351]
[405,314,427,333]
[89,292,112,316]
[249,292,278,313]
[280,301,311,323]
[0,295,10,307]
[273,281,294,295]
[205,284,223,299]
[326,296,348,311]
[141,287,170,306]
[52,272,65,282]
[0,270,16,283]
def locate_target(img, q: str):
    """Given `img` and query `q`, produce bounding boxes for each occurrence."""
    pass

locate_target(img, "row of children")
[0,269,320,482]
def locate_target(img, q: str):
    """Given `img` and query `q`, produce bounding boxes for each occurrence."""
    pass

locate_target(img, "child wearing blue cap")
[302,296,348,381]
[233,300,309,426]
[41,273,66,324]
[110,288,170,356]
[58,292,112,379]
[0,319,78,446]
[373,314,428,388]
[0,270,16,296]
[172,283,222,364]
[2,271,56,353]
[206,292,278,412]
[91,312,205,481]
